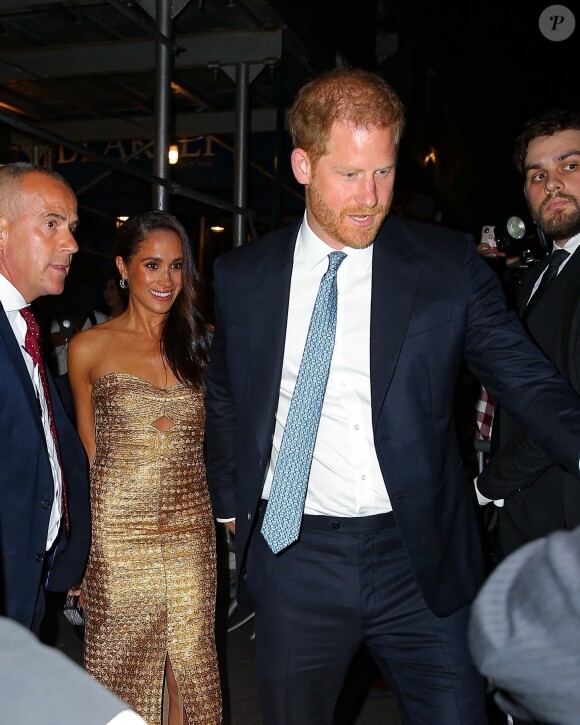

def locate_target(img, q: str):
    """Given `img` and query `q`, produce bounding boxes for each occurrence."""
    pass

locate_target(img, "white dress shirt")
[261,215,392,517]
[0,273,63,549]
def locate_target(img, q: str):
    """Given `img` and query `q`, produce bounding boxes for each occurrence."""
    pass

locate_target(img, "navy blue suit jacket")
[205,214,580,617]
[0,301,90,628]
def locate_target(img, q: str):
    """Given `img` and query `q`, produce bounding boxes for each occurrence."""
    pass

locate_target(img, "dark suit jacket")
[478,249,580,556]
[0,301,90,628]
[205,215,580,617]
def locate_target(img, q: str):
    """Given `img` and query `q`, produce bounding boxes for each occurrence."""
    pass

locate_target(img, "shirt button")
[361,474,367,481]
[354,424,360,430]
[41,500,51,510]
[35,553,44,563]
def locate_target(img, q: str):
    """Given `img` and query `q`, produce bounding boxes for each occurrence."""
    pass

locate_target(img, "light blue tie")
[261,250,347,553]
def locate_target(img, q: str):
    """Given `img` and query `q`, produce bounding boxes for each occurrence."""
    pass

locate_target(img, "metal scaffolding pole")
[153,0,173,211]
[233,61,250,247]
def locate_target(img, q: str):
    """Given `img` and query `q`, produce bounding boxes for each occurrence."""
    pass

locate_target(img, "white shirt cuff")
[473,478,504,507]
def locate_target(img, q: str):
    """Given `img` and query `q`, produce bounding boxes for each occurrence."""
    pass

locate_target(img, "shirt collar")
[558,232,580,256]
[299,212,373,272]
[0,272,27,312]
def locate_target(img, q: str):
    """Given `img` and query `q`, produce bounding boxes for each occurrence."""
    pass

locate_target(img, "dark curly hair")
[514,109,580,176]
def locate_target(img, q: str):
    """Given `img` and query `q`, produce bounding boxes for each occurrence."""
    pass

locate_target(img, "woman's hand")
[68,584,85,609]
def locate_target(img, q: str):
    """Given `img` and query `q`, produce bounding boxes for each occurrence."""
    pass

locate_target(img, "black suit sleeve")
[54,373,76,423]
[44,375,90,591]
[205,259,238,520]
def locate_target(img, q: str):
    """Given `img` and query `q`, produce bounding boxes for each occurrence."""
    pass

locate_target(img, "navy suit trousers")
[246,506,487,725]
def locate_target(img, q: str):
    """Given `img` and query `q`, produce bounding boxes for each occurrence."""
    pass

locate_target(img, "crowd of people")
[0,66,579,725]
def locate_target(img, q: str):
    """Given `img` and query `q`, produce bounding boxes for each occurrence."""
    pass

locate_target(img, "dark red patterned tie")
[20,306,71,533]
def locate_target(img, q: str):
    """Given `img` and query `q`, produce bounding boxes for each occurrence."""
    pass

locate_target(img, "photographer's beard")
[532,192,580,244]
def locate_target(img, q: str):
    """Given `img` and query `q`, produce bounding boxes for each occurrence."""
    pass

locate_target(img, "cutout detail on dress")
[151,416,175,431]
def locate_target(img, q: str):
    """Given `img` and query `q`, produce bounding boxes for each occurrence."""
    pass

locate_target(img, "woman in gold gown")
[68,211,221,725]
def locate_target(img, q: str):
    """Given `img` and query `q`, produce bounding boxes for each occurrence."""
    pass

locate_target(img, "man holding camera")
[478,109,580,560]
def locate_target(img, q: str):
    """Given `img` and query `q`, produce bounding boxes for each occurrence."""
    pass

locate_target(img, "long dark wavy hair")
[115,210,211,389]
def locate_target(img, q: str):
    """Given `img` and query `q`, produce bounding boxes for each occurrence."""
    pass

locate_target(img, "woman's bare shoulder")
[68,319,132,370]
[70,318,115,350]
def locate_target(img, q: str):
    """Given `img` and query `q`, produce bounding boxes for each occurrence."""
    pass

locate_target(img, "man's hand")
[225,521,236,535]
[476,241,506,260]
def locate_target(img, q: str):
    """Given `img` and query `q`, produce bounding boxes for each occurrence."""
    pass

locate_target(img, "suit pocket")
[406,302,451,337]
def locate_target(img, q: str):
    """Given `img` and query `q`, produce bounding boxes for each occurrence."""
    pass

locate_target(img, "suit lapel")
[247,225,297,458]
[369,222,420,426]
[0,303,45,429]
[518,256,550,314]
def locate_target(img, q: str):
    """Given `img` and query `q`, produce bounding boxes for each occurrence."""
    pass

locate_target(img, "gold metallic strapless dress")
[83,372,221,725]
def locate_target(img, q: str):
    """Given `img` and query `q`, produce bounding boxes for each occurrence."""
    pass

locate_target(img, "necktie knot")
[20,305,38,330]
[537,248,569,290]
[548,248,569,270]
[20,307,42,365]
[327,250,347,275]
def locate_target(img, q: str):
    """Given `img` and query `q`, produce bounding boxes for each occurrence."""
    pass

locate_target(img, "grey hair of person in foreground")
[469,525,580,725]
[0,616,145,725]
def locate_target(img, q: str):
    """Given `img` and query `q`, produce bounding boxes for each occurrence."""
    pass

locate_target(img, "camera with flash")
[481,216,547,264]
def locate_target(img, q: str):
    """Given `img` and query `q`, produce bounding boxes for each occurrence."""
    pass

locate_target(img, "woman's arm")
[67,331,97,466]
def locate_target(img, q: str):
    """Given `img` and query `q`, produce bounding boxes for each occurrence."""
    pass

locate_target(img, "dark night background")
[276,0,576,234]
[4,0,575,284]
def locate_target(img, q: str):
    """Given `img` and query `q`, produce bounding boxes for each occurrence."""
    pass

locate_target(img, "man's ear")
[0,215,7,252]
[291,148,312,186]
